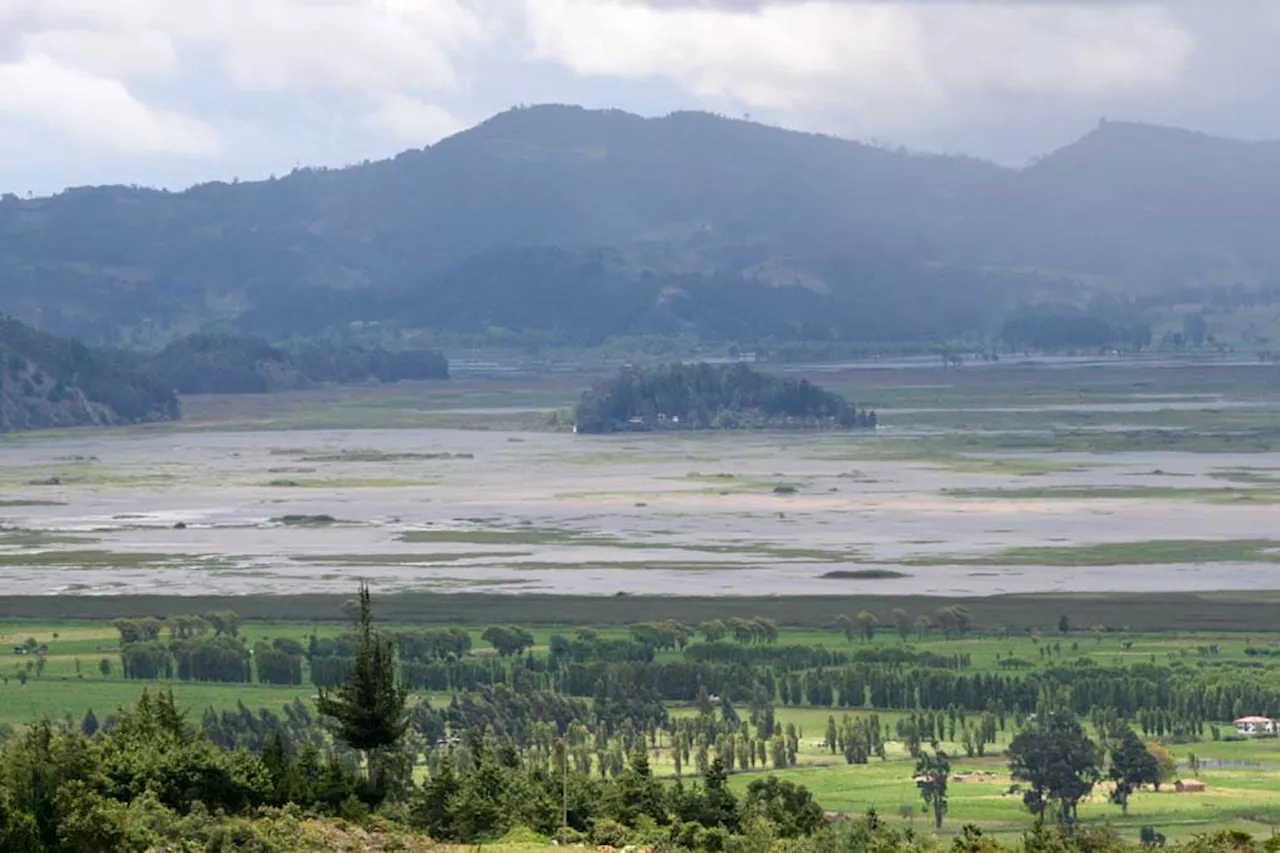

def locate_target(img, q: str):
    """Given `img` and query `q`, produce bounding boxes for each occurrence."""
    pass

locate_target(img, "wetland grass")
[821,569,909,580]
[0,550,189,568]
[272,514,340,526]
[903,539,1280,568]
[0,590,1275,632]
[942,485,1280,503]
[290,552,532,564]
[264,477,432,488]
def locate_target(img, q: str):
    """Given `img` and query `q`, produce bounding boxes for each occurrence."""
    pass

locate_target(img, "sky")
[1,0,1276,196]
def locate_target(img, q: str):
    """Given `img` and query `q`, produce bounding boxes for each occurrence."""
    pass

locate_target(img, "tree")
[915,748,950,829]
[316,582,409,793]
[80,709,99,737]
[855,610,878,643]
[1147,741,1177,791]
[1058,615,1071,635]
[481,625,535,657]
[743,775,824,838]
[892,608,910,643]
[98,657,111,678]
[699,620,728,643]
[935,606,972,639]
[834,614,855,643]
[1007,711,1099,830]
[1108,727,1159,815]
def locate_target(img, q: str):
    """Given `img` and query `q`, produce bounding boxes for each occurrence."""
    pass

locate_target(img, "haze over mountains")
[2,105,1278,348]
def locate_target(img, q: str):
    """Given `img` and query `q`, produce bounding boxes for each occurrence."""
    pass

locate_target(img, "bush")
[205,818,280,853]
[1140,826,1167,848]
[500,825,549,845]
[554,825,586,845]
[338,794,369,824]
[591,817,631,847]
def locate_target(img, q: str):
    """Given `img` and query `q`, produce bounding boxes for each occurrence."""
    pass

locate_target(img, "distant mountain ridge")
[2,106,1278,347]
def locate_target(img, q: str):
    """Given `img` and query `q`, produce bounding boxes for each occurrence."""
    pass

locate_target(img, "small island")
[573,362,877,434]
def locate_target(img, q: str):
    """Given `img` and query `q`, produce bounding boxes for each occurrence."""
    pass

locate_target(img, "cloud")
[524,0,1195,114]
[184,0,485,95]
[0,55,218,155]
[2,0,1279,194]
[364,94,467,143]
[20,27,176,77]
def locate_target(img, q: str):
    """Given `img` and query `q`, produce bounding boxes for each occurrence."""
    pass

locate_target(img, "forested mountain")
[0,316,177,432]
[3,107,1279,347]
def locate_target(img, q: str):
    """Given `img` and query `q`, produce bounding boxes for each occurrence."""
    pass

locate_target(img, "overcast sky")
[1,0,1275,196]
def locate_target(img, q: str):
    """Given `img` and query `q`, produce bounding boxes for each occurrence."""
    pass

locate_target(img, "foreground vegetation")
[6,591,1280,850]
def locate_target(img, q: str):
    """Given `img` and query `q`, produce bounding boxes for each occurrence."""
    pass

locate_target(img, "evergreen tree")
[316,583,409,793]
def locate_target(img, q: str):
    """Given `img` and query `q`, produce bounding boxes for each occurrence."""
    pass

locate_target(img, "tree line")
[141,333,448,395]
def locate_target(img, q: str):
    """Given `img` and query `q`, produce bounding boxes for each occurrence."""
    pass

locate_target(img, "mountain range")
[3,105,1279,348]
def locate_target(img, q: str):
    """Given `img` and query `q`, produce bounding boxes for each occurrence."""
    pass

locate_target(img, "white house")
[1234,715,1275,736]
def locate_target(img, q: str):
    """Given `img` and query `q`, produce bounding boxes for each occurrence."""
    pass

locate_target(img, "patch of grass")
[492,559,738,571]
[397,527,619,547]
[841,428,1280,459]
[925,456,1098,476]
[297,451,475,463]
[0,677,315,728]
[0,550,191,568]
[0,499,67,507]
[822,569,909,580]
[942,485,1280,503]
[1208,469,1280,486]
[290,552,531,565]
[904,539,1280,568]
[263,478,432,488]
[0,529,98,548]
[272,514,340,526]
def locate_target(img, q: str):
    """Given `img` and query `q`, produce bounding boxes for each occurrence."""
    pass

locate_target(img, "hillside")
[0,316,178,432]
[142,335,448,394]
[3,107,1279,347]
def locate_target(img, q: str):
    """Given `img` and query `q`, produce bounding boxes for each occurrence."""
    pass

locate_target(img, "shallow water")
[1,422,1279,596]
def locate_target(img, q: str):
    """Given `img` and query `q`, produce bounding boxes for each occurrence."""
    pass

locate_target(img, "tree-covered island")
[573,362,876,434]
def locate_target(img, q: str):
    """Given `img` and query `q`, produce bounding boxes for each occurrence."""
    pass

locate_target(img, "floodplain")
[0,357,1276,599]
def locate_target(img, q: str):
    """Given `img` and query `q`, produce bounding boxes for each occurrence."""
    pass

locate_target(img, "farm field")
[2,617,1277,724]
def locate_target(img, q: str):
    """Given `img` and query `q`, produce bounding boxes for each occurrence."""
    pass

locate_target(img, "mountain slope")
[0,317,178,432]
[1,107,1277,346]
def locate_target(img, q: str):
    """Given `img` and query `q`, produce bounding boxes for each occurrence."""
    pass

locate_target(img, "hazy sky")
[2,0,1275,195]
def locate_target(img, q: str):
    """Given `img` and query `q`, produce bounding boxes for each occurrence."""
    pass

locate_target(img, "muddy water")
[0,427,1277,596]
